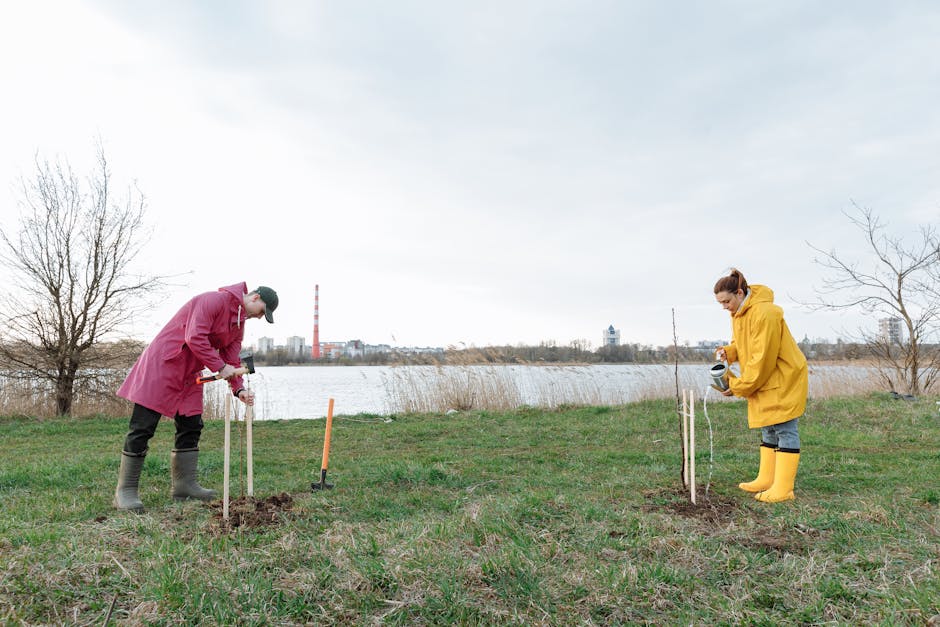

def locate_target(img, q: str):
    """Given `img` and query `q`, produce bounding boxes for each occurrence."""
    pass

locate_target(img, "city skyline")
[248,325,863,352]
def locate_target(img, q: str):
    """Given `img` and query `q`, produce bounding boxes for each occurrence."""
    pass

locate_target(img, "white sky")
[1,1,938,349]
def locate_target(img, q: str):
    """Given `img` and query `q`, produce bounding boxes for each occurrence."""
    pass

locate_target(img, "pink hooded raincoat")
[117,283,248,417]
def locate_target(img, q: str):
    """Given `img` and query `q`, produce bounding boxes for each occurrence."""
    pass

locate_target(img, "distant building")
[286,336,305,356]
[798,335,816,359]
[694,340,728,357]
[364,344,392,355]
[345,340,365,358]
[397,346,445,355]
[602,325,621,347]
[879,317,903,344]
[320,342,353,359]
[257,336,274,354]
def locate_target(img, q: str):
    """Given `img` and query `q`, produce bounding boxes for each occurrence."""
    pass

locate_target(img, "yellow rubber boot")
[755,451,800,503]
[738,444,776,493]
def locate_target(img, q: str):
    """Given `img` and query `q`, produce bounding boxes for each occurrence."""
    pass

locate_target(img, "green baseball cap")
[254,286,278,323]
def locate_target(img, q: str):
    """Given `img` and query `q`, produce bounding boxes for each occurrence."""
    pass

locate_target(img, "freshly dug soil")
[208,492,294,532]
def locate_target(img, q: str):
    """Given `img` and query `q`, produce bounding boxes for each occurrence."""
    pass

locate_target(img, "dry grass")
[0,371,131,418]
[384,366,523,413]
[0,370,239,421]
[385,363,894,413]
[808,364,884,398]
[201,384,230,421]
[0,362,896,419]
[384,364,705,413]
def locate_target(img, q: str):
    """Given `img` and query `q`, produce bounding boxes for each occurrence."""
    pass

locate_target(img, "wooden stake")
[690,389,696,505]
[245,381,254,497]
[223,392,231,520]
[681,390,689,489]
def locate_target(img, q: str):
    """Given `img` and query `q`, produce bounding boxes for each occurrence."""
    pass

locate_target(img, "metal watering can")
[709,362,729,391]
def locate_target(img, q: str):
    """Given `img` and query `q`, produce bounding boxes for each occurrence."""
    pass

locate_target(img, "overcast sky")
[1,1,938,350]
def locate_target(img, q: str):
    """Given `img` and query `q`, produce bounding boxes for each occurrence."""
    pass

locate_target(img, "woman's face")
[715,289,745,314]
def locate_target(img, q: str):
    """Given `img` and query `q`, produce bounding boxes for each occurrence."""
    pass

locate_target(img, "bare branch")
[0,144,173,415]
[804,204,940,395]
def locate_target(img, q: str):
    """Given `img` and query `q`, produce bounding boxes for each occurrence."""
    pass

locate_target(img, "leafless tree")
[806,204,940,396]
[0,146,169,416]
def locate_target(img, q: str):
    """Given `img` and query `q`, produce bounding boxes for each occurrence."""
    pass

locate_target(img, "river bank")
[0,362,895,420]
[201,363,888,421]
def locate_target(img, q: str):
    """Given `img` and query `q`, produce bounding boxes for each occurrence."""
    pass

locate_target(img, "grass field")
[1,394,938,625]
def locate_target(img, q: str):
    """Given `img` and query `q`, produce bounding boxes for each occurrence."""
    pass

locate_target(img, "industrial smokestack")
[312,284,321,359]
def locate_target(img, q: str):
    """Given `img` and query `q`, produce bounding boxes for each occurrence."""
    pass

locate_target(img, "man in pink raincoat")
[113,282,278,512]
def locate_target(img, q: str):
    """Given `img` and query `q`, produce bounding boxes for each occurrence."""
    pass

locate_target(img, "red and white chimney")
[312,284,321,359]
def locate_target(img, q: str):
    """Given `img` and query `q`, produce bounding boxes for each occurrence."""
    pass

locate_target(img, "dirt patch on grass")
[735,533,802,553]
[208,492,294,533]
[643,486,741,524]
[733,521,818,555]
[642,486,817,554]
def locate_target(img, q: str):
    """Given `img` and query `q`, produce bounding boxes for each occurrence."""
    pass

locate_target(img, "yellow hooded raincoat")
[721,285,808,428]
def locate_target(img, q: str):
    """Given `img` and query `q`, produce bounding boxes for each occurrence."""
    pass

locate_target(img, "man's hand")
[218,364,237,380]
[715,347,727,363]
[237,388,255,406]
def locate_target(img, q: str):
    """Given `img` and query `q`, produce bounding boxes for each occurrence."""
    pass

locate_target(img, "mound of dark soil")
[208,492,294,532]
[643,486,740,524]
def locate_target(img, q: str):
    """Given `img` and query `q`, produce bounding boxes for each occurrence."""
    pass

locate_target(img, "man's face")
[715,289,745,314]
[245,293,267,320]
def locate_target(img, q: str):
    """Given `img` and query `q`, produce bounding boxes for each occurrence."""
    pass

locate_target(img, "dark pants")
[123,403,204,455]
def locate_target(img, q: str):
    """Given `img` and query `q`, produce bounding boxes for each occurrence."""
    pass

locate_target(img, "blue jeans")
[760,417,800,452]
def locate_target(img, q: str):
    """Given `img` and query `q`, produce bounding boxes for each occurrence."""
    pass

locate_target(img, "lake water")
[203,363,880,420]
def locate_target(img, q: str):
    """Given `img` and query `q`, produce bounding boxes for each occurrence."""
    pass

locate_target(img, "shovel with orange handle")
[311,398,335,491]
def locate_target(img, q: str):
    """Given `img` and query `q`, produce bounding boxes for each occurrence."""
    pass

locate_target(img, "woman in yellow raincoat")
[714,268,808,502]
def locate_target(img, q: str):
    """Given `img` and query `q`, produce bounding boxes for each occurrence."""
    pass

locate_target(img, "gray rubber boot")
[114,452,146,512]
[171,448,217,502]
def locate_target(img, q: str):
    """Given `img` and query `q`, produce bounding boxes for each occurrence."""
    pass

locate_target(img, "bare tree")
[0,146,168,416]
[806,204,940,396]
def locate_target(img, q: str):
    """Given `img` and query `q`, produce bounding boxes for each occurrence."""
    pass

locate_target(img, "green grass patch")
[1,395,938,624]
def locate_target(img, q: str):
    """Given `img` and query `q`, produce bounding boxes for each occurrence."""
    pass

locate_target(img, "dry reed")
[808,364,884,398]
[384,365,523,414]
[0,371,131,418]
[384,363,894,414]
[0,362,901,419]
